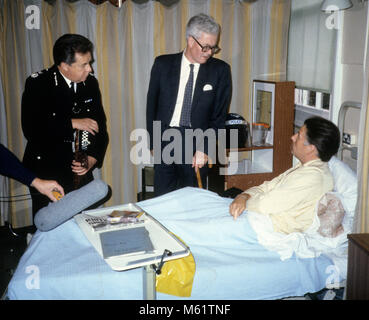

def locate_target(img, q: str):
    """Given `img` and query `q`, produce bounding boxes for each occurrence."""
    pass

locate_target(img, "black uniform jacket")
[21,65,109,190]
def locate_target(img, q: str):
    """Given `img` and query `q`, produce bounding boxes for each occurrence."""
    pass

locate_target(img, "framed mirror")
[252,80,275,144]
[255,90,272,124]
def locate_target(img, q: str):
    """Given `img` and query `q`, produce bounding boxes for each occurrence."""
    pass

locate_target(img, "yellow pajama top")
[244,159,334,234]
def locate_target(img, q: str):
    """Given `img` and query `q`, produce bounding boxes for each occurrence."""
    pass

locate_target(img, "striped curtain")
[0,0,290,227]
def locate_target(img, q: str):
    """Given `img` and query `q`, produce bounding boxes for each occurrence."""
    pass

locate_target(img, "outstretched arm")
[229,193,250,220]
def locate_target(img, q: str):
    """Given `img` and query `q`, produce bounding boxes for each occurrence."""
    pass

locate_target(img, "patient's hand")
[229,193,250,220]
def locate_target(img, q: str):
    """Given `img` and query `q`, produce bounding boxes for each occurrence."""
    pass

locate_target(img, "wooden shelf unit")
[224,80,295,191]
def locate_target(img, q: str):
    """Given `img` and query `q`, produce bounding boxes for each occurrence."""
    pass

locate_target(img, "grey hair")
[185,13,220,40]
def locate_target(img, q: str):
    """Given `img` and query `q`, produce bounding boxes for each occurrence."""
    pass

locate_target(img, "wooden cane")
[195,160,213,189]
[196,168,203,189]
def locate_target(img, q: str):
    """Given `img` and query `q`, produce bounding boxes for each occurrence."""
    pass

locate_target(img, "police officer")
[21,34,109,216]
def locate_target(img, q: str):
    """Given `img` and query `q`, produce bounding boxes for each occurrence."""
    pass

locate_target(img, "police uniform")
[21,65,109,215]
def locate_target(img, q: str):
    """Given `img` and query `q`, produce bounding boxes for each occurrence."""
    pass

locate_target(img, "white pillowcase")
[327,156,358,235]
[328,156,358,218]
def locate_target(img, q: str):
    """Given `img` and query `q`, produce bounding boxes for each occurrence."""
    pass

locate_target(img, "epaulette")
[30,68,49,79]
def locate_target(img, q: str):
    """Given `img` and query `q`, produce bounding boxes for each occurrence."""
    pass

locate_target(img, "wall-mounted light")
[321,0,353,12]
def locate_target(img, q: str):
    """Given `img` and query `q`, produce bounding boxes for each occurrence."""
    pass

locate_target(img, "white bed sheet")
[7,187,342,300]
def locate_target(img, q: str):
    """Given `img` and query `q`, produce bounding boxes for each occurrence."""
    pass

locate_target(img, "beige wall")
[340,0,368,170]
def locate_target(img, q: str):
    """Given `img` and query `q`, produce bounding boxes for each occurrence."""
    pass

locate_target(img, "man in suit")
[146,13,232,196]
[21,34,109,216]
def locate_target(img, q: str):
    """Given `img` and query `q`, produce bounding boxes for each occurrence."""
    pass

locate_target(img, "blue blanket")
[7,187,335,300]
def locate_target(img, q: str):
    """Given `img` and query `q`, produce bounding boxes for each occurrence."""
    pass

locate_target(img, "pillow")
[317,193,345,238]
[328,156,358,218]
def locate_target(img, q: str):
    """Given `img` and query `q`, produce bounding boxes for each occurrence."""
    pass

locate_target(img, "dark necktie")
[179,64,194,127]
[71,82,81,114]
[70,82,76,94]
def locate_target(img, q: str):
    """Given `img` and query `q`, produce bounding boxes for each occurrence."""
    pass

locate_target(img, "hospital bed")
[5,156,357,300]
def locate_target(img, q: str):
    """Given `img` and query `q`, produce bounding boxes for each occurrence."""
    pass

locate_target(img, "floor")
[0,223,33,299]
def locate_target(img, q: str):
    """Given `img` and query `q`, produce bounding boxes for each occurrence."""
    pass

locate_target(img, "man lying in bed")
[229,116,340,234]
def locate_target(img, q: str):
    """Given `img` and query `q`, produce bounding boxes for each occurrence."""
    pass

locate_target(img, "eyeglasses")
[192,36,221,54]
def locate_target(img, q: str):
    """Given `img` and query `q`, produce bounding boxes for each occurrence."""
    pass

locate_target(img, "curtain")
[355,2,369,233]
[0,0,290,227]
[252,0,290,82]
[0,0,8,223]
[0,0,33,226]
[0,66,8,225]
[287,0,337,92]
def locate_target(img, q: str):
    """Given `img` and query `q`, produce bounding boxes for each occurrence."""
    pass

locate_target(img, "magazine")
[82,209,145,232]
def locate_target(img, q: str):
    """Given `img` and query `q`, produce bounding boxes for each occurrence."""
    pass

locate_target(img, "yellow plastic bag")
[155,235,196,297]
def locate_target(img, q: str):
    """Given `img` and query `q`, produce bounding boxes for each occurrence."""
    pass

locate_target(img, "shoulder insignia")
[30,68,48,79]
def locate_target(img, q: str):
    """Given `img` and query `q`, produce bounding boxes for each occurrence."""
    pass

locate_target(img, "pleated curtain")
[0,0,290,227]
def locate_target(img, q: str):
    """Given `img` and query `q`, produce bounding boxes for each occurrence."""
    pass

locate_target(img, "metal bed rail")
[337,101,361,161]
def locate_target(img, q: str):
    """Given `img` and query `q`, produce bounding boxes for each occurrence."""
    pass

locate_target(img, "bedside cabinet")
[224,80,295,191]
[346,233,369,299]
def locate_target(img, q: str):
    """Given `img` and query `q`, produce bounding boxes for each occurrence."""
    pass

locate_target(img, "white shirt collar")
[182,51,200,70]
[59,70,74,88]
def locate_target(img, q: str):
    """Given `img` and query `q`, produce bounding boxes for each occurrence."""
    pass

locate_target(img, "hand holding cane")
[195,159,213,189]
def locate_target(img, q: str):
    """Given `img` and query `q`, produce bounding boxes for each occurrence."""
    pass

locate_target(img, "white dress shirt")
[170,52,200,127]
[60,71,76,92]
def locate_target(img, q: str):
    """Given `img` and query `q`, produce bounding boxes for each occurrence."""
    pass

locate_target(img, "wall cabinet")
[223,80,295,191]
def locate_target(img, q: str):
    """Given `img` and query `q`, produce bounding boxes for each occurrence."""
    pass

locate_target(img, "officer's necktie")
[179,64,194,127]
[71,82,80,114]
[70,82,76,94]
